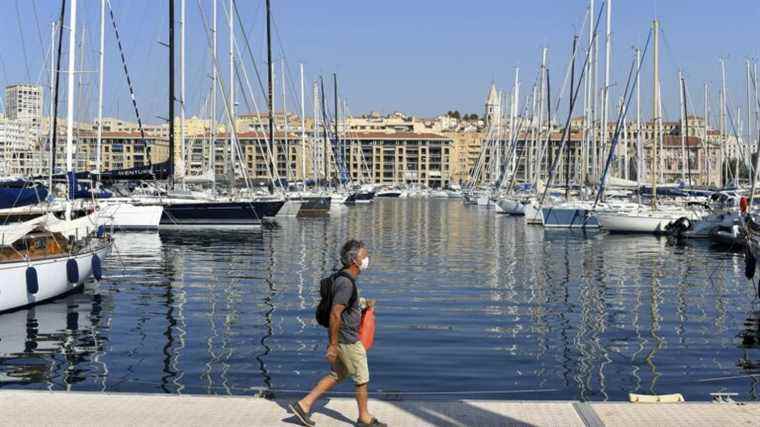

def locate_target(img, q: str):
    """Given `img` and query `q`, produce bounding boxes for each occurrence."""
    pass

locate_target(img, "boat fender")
[666,217,691,236]
[741,196,749,215]
[92,255,102,280]
[67,259,79,283]
[97,225,105,238]
[26,267,39,294]
[745,246,756,280]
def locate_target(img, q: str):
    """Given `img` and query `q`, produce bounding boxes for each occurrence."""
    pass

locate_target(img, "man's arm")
[326,303,344,363]
[329,303,344,346]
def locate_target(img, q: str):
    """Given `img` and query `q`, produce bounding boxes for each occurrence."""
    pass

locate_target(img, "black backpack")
[316,271,357,328]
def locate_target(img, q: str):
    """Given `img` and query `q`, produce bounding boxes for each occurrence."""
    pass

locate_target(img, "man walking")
[289,239,385,427]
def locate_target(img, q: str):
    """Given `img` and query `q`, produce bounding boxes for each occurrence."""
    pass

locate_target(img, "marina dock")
[1,390,758,426]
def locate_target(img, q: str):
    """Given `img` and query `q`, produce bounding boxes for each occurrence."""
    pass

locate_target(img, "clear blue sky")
[1,0,759,125]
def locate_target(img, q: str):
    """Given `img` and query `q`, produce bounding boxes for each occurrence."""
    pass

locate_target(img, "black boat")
[159,199,285,228]
[345,191,375,204]
[376,190,402,198]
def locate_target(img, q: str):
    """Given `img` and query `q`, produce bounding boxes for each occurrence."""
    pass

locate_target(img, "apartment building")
[5,84,43,125]
[343,132,452,188]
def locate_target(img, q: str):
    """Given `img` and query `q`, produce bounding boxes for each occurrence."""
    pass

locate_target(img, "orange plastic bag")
[358,307,375,350]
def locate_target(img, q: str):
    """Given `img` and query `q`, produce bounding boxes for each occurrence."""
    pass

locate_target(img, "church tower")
[485,82,500,127]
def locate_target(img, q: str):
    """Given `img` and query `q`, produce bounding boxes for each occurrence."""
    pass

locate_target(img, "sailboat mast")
[179,0,186,184]
[168,0,176,190]
[312,80,319,184]
[65,0,78,213]
[682,75,692,186]
[679,70,686,183]
[622,95,629,180]
[581,1,592,189]
[282,59,289,181]
[266,0,274,187]
[704,82,709,185]
[636,48,642,188]
[48,19,57,192]
[96,0,105,175]
[748,59,753,176]
[320,77,328,182]
[229,0,237,187]
[300,64,306,191]
[51,1,66,189]
[590,0,598,181]
[527,83,537,184]
[333,73,339,184]
[601,0,612,181]
[566,36,577,200]
[651,19,659,208]
[720,58,727,186]
[210,0,216,188]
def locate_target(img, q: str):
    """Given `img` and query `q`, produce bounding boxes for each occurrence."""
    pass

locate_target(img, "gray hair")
[340,239,366,267]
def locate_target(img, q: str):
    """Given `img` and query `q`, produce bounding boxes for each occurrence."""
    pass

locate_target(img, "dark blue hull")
[160,200,285,227]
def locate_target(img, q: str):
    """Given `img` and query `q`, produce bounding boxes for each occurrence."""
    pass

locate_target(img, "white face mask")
[359,256,369,271]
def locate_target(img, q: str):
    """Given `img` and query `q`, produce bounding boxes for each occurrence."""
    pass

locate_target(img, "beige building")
[343,132,452,188]
[448,131,485,184]
[345,112,461,134]
[54,131,169,173]
[649,136,722,187]
[209,130,455,188]
[5,84,43,125]
[0,117,41,176]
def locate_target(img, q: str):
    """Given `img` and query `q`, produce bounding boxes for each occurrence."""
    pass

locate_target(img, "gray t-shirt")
[332,273,361,344]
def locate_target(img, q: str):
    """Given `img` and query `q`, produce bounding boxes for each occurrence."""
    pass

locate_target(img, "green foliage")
[446,110,461,120]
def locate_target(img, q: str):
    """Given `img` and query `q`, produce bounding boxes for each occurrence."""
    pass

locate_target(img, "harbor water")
[0,199,758,401]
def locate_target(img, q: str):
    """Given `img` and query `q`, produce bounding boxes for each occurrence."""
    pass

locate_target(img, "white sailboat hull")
[0,244,112,313]
[596,211,686,234]
[524,202,543,224]
[98,202,163,230]
[496,199,526,215]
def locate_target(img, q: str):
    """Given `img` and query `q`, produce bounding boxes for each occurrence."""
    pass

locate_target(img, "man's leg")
[298,374,337,413]
[355,382,373,424]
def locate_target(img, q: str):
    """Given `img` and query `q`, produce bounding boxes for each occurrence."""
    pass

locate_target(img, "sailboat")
[132,0,284,228]
[0,0,112,313]
[281,68,332,216]
[595,19,702,234]
[85,0,163,230]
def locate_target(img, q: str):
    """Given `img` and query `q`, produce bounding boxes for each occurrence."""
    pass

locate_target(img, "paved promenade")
[0,390,758,426]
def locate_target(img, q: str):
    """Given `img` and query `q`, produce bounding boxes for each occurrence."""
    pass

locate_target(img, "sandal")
[288,401,316,427]
[356,417,387,427]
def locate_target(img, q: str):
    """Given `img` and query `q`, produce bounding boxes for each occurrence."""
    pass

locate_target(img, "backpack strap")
[333,270,358,309]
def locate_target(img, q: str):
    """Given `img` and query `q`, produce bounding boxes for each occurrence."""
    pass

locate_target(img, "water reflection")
[0,201,759,401]
[0,291,106,390]
[738,309,760,399]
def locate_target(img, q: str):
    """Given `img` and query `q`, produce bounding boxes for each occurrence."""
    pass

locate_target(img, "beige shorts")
[329,341,370,385]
